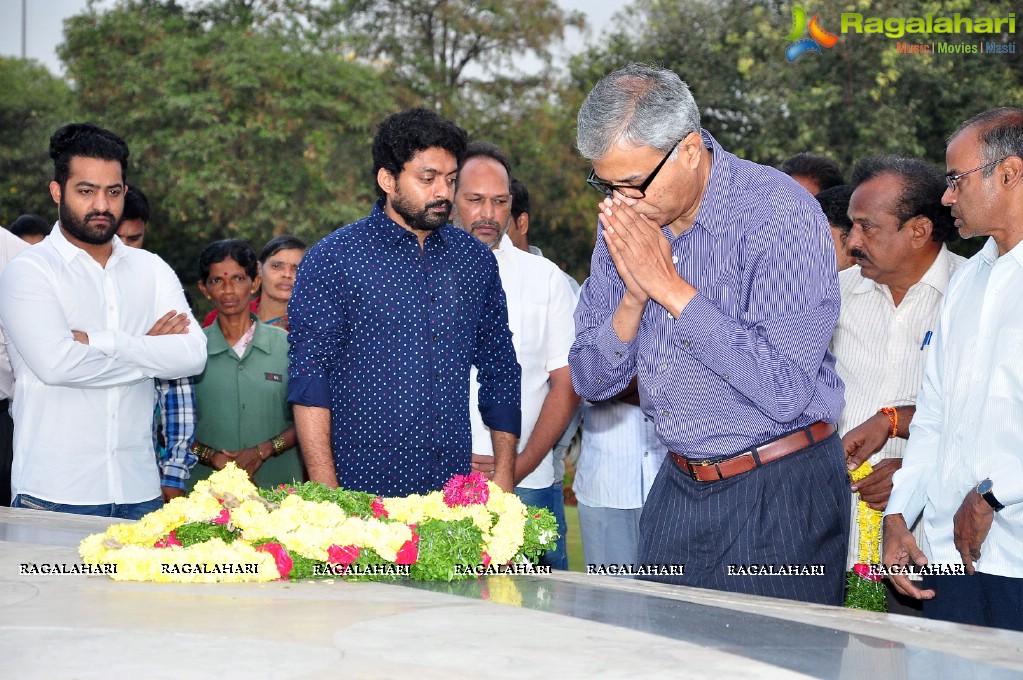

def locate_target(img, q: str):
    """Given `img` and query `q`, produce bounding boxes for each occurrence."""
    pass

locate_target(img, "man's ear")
[377,167,396,196]
[681,130,702,170]
[905,215,934,248]
[516,213,529,237]
[49,180,61,205]
[1000,155,1023,190]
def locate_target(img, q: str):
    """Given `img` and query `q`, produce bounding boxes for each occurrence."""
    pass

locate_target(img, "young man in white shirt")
[454,143,579,569]
[0,123,206,519]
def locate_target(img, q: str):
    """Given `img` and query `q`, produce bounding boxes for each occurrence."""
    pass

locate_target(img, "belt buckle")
[689,459,715,481]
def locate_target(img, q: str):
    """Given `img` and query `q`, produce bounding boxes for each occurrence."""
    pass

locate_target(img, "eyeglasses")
[945,157,1007,192]
[586,136,687,199]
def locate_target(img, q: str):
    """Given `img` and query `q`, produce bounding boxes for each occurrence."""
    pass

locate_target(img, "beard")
[59,196,119,245]
[391,187,452,232]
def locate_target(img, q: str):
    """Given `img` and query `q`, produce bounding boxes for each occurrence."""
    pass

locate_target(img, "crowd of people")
[1,64,1020,633]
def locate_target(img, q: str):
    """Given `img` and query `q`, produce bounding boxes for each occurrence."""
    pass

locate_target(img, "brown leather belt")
[671,421,836,482]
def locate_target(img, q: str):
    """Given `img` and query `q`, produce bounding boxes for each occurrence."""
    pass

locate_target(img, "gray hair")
[576,63,700,161]
[948,107,1023,176]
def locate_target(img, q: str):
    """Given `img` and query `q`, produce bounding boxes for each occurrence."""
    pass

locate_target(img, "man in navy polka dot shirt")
[286,108,522,496]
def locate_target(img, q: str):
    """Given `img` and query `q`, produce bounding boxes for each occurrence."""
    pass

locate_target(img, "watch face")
[978,479,993,495]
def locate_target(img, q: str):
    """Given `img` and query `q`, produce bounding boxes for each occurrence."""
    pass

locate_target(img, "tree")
[566,0,1022,260]
[316,0,585,116]
[58,0,405,279]
[0,58,73,228]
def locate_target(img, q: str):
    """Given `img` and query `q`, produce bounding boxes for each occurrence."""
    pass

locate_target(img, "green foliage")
[845,570,887,612]
[320,0,585,112]
[58,0,402,279]
[174,521,240,546]
[408,517,484,581]
[517,505,559,564]
[0,58,73,227]
[259,481,377,517]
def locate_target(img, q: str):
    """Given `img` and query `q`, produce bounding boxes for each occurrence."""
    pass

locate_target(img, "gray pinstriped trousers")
[637,432,850,605]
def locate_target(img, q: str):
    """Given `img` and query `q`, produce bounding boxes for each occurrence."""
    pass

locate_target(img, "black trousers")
[922,573,1023,631]
[0,399,12,507]
[638,432,850,605]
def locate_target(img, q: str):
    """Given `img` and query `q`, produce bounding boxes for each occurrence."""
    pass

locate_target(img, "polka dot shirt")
[287,200,522,496]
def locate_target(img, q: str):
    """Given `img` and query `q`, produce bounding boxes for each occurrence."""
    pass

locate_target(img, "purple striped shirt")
[570,130,844,460]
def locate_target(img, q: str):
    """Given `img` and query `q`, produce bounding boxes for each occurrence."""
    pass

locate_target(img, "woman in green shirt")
[187,239,304,490]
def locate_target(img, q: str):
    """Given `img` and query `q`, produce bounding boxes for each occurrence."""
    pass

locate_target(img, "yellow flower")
[849,462,883,565]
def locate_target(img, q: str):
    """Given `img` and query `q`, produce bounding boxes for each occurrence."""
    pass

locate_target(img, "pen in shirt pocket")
[920,330,933,350]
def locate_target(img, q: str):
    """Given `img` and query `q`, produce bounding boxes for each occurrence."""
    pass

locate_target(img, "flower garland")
[79,465,558,583]
[844,461,886,612]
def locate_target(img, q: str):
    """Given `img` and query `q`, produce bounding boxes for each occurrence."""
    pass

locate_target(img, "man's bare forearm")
[294,404,338,488]
[514,367,580,485]
[490,430,518,493]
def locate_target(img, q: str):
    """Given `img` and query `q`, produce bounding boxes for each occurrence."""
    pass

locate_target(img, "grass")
[564,502,585,573]
[562,454,585,573]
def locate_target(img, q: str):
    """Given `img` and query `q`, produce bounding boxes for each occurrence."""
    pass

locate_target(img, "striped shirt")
[574,400,666,509]
[832,245,965,567]
[888,237,1023,577]
[570,130,843,458]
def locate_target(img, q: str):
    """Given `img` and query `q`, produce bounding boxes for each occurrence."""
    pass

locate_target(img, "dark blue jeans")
[516,482,569,570]
[12,493,163,520]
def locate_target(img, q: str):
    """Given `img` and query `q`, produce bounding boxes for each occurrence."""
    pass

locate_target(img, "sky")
[0,0,618,77]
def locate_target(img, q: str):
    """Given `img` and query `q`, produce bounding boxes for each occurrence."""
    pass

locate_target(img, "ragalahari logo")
[786,6,840,62]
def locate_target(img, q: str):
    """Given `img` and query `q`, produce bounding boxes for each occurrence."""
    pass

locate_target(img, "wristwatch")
[977,479,1005,512]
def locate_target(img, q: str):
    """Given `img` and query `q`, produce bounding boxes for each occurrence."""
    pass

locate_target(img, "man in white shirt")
[0,123,206,519]
[507,177,581,484]
[0,229,28,507]
[883,107,1023,631]
[833,155,965,613]
[117,185,198,501]
[454,143,579,569]
[574,380,666,571]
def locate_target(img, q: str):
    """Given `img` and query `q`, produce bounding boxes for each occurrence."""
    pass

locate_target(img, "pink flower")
[371,496,389,519]
[482,552,492,568]
[256,542,293,579]
[395,528,420,565]
[328,544,360,565]
[443,472,490,507]
[395,540,418,565]
[853,563,882,581]
[153,531,182,549]
[212,509,230,525]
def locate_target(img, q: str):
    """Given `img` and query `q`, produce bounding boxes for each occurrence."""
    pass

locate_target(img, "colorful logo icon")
[785,6,839,62]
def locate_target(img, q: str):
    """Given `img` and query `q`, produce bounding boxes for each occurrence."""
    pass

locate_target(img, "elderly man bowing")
[569,64,847,604]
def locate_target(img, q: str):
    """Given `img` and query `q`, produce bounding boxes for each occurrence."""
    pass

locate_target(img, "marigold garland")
[79,464,558,583]
[845,461,887,612]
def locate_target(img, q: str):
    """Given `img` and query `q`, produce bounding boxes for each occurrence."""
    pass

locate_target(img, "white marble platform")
[2,507,1021,679]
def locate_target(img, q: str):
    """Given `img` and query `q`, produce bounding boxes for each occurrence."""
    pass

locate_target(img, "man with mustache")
[452,143,578,568]
[831,155,964,613]
[0,123,206,518]
[883,108,1023,631]
[287,109,521,496]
